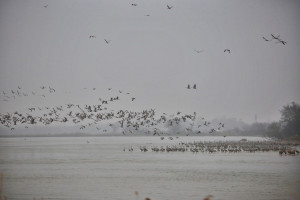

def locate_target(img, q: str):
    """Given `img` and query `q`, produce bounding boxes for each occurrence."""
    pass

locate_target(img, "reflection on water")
[0,136,300,200]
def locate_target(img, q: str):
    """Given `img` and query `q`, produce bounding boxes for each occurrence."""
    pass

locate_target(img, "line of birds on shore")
[124,140,300,155]
[0,86,224,135]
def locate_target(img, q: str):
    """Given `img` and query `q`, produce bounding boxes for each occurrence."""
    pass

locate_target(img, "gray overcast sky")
[0,0,300,123]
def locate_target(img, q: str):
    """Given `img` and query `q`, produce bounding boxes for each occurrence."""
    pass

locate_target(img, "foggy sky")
[0,0,300,124]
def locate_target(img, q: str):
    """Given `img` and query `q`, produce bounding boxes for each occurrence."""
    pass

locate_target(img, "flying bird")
[131,98,136,101]
[167,5,173,9]
[104,39,111,44]
[271,34,280,40]
[194,50,203,53]
[278,40,287,45]
[131,3,137,6]
[262,37,270,41]
[224,49,230,53]
[89,35,96,38]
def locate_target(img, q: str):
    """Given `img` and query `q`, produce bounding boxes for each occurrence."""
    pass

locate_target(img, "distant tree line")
[220,102,300,139]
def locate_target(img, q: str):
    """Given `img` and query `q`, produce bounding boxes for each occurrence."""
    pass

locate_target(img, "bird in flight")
[131,98,136,101]
[167,5,173,9]
[89,35,96,38]
[131,3,137,6]
[278,40,287,45]
[271,34,280,40]
[224,49,230,53]
[104,39,111,44]
[194,50,203,53]
[262,37,270,42]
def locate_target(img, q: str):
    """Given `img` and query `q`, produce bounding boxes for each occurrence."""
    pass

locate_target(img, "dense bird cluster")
[125,140,299,154]
[0,86,224,135]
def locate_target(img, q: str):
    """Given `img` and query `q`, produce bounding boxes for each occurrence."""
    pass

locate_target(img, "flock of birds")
[262,34,287,45]
[124,140,300,155]
[0,86,225,135]
[0,86,56,102]
[1,3,288,136]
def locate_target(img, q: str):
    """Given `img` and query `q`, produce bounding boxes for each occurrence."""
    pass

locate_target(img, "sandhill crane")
[271,34,280,40]
[194,50,203,53]
[167,5,173,9]
[262,37,269,41]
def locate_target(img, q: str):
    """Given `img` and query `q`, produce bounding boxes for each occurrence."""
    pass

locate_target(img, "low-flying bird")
[89,35,96,38]
[278,40,287,45]
[131,98,136,101]
[224,49,230,53]
[194,50,203,53]
[131,3,137,6]
[271,34,280,40]
[262,37,269,41]
[167,5,173,9]
[104,39,111,44]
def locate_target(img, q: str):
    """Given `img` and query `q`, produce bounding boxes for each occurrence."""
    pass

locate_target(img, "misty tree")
[280,102,300,137]
[266,122,282,138]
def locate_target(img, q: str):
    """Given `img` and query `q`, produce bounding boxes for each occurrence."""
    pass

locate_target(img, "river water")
[0,136,299,200]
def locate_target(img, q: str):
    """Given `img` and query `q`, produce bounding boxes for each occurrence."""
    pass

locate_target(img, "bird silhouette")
[271,34,280,40]
[167,5,173,9]
[262,37,269,41]
[224,49,230,53]
[104,39,111,44]
[277,40,287,45]
[194,50,203,53]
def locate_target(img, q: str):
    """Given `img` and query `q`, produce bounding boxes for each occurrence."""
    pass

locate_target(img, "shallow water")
[0,136,299,200]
